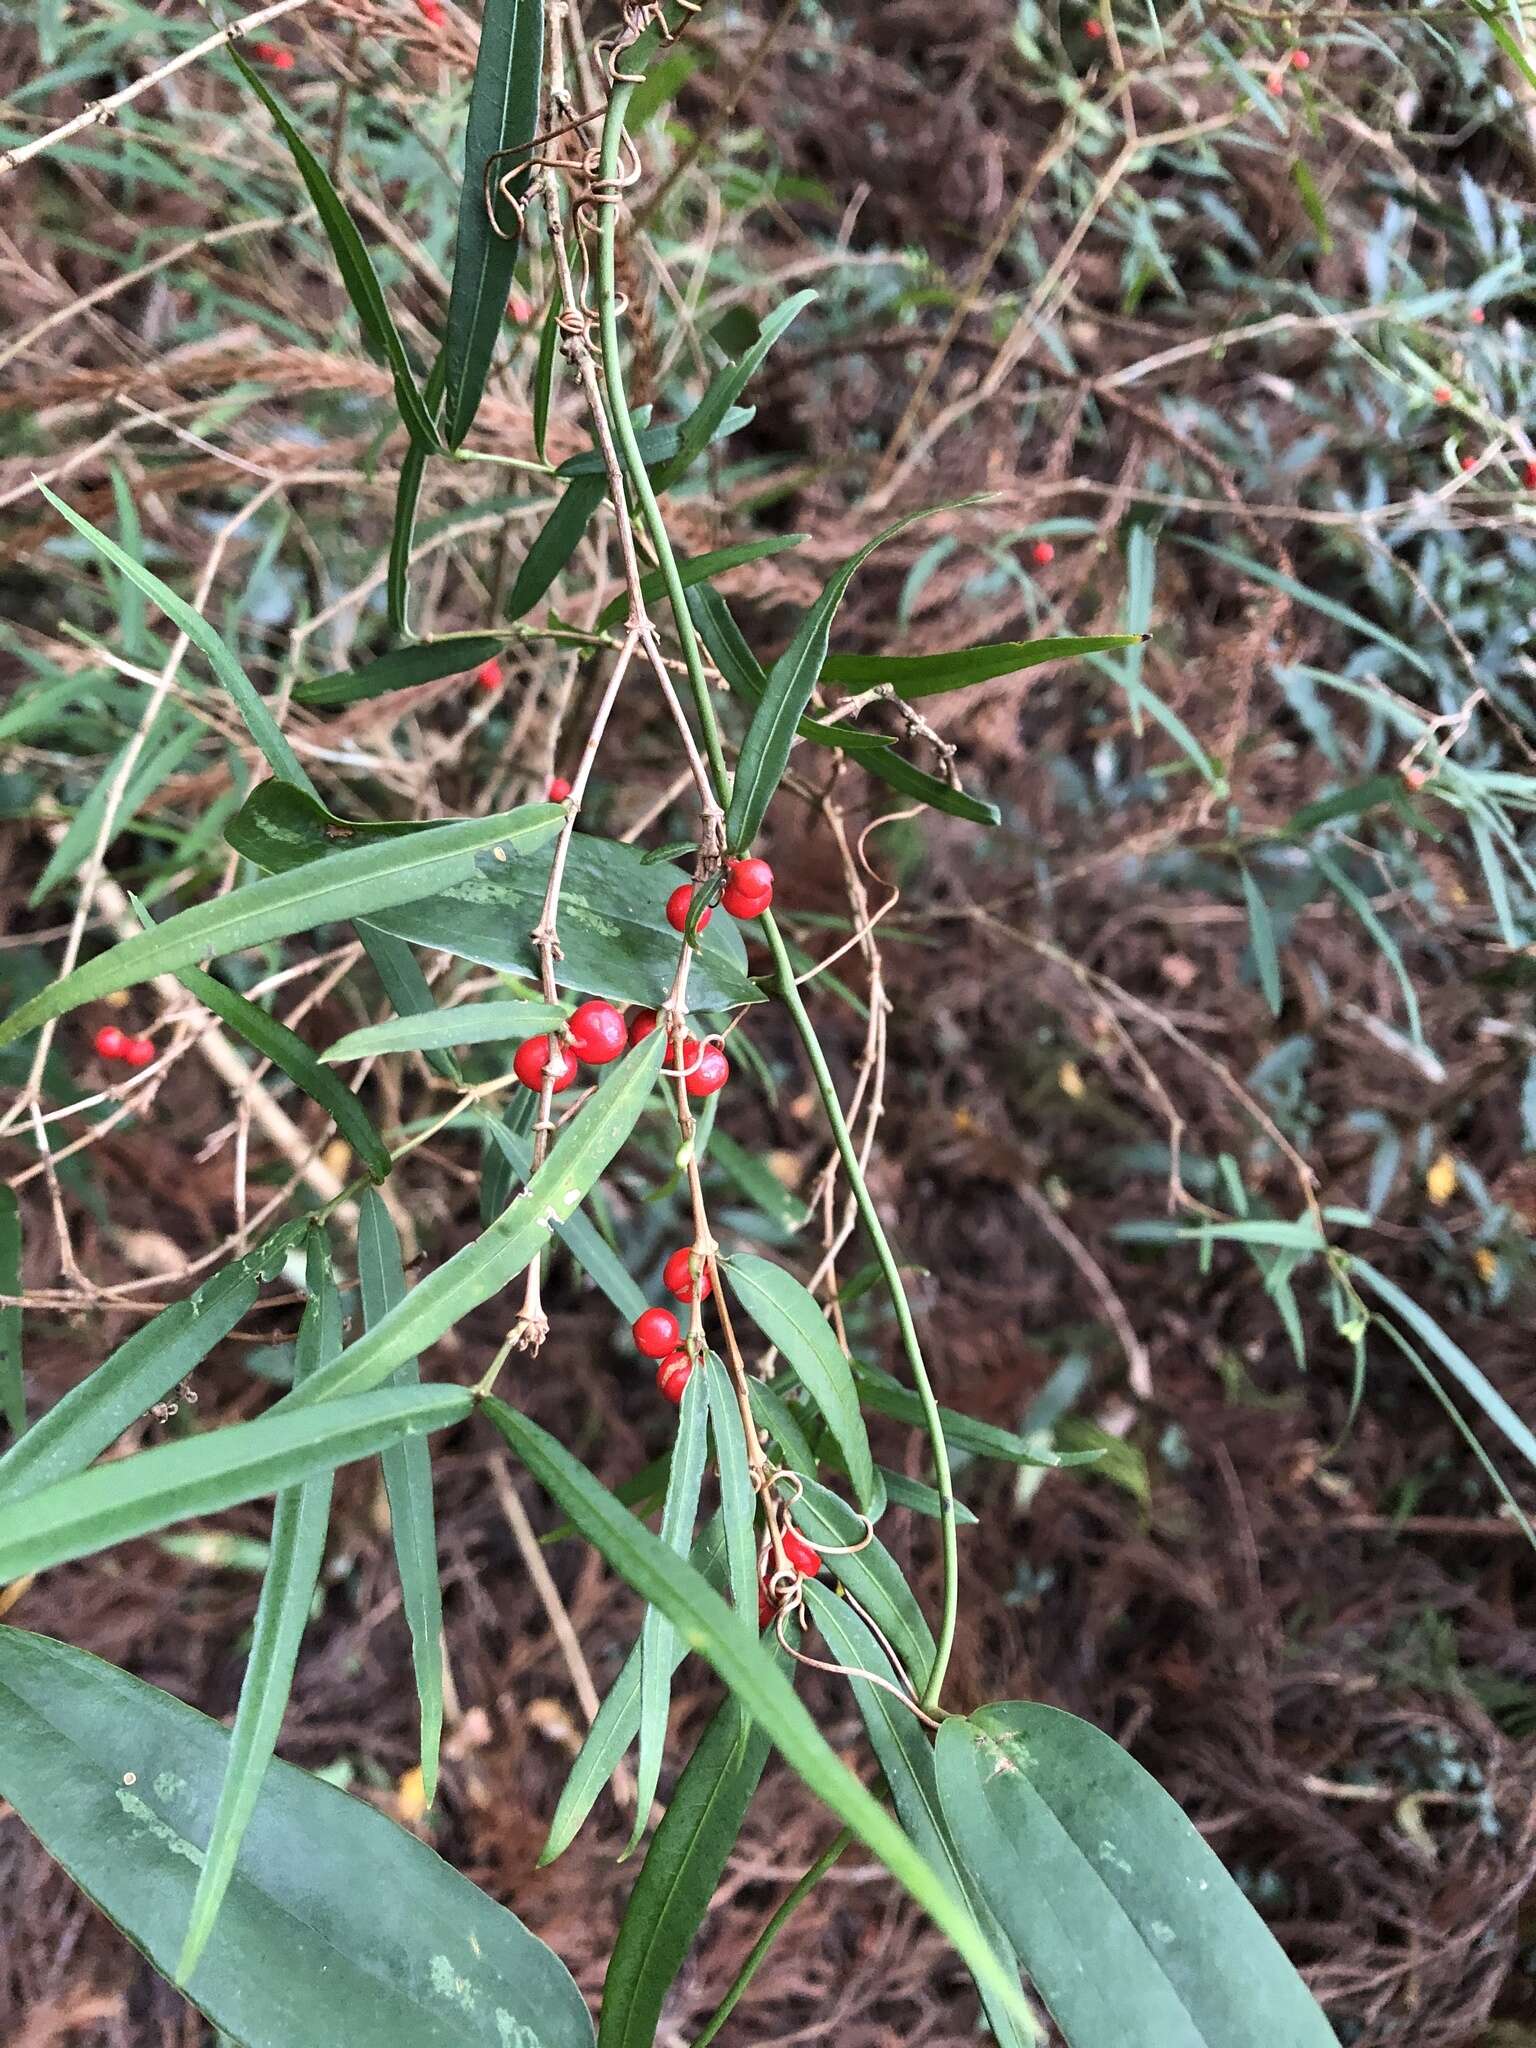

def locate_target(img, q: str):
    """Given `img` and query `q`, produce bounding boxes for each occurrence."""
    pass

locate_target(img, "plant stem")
[692,1829,852,2048]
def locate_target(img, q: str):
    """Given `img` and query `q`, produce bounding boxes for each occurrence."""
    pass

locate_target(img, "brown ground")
[3,2,1536,2045]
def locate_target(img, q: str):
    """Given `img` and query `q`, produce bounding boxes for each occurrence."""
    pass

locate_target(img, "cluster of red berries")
[665,857,775,937]
[627,1009,730,1098]
[93,1024,154,1069]
[631,1243,715,1402]
[513,998,626,1095]
[250,40,295,68]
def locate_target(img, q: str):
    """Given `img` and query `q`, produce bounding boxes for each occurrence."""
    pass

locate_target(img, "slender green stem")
[591,31,960,1714]
[761,911,960,1711]
[692,1828,852,2048]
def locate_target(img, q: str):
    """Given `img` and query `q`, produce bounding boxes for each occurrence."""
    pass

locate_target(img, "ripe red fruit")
[1524,460,1536,490]
[681,1039,729,1099]
[1433,385,1453,405]
[1031,539,1055,566]
[122,1037,155,1069]
[1461,455,1477,472]
[1469,306,1485,325]
[417,0,446,23]
[781,1527,822,1577]
[513,1035,579,1093]
[1290,47,1309,69]
[506,291,535,325]
[633,1306,681,1358]
[548,776,573,802]
[93,1025,128,1061]
[628,1008,659,1046]
[666,884,710,933]
[723,881,771,919]
[723,857,774,919]
[656,1350,693,1403]
[567,1000,626,1065]
[251,41,293,66]
[1266,74,1284,95]
[758,1583,776,1628]
[1084,17,1104,37]
[663,1246,713,1302]
[474,659,501,692]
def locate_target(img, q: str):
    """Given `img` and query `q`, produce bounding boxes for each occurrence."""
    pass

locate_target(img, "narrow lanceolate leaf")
[37,484,308,791]
[0,1188,22,1437]
[599,1687,779,2048]
[444,0,545,447]
[172,957,392,1182]
[323,1000,566,1063]
[803,1584,1031,2048]
[704,1357,758,1621]
[821,634,1141,699]
[295,634,506,709]
[540,1521,728,1866]
[726,501,974,851]
[879,1467,978,1525]
[626,1368,710,1857]
[0,805,561,1051]
[0,1627,595,2048]
[234,52,438,450]
[479,1116,648,1322]
[228,782,760,1012]
[358,1191,445,1804]
[593,534,807,634]
[176,1233,342,1984]
[482,1401,1033,2038]
[651,290,816,492]
[851,743,1002,826]
[0,1220,307,1502]
[0,1384,472,1582]
[532,297,559,462]
[726,1254,874,1511]
[286,1034,665,1408]
[362,921,462,1086]
[794,1478,935,1698]
[389,351,448,638]
[935,1705,1338,2048]
[555,405,754,478]
[1238,863,1283,1016]
[507,475,606,620]
[853,1360,1101,1470]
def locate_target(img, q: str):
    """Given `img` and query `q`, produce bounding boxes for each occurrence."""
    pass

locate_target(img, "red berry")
[1469,306,1485,325]
[1031,540,1055,566]
[656,1350,693,1403]
[272,46,295,67]
[506,291,535,325]
[1290,47,1309,69]
[93,1025,128,1061]
[1084,17,1104,36]
[628,1008,659,1046]
[666,884,710,934]
[681,1039,729,1099]
[1266,74,1284,95]
[730,857,774,898]
[1524,460,1536,490]
[474,659,500,692]
[1461,455,1477,472]
[567,1000,626,1065]
[633,1306,681,1358]
[513,1035,579,1093]
[758,1583,776,1629]
[1434,385,1452,405]
[663,1246,713,1302]
[417,0,446,22]
[122,1037,155,1069]
[251,41,290,65]
[781,1527,822,1577]
[547,776,572,802]
[723,881,772,919]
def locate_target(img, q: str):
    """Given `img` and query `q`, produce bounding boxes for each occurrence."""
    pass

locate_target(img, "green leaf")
[540,1520,729,1866]
[626,1368,710,1856]
[478,1115,648,1322]
[1312,848,1423,1050]
[285,1034,665,1408]
[850,742,1002,827]
[295,634,507,709]
[0,804,562,1051]
[388,351,448,637]
[726,502,971,851]
[36,484,308,791]
[726,1254,874,1510]
[593,534,807,634]
[0,1221,308,1501]
[878,1468,978,1525]
[322,999,567,1062]
[33,721,201,906]
[746,1378,818,1476]
[651,290,816,491]
[233,52,439,451]
[794,1478,936,1695]
[555,405,754,478]
[935,1704,1337,2047]
[481,1400,1032,2036]
[506,475,607,619]
[361,919,462,1086]
[599,1687,778,2048]
[1290,160,1333,253]
[444,0,545,447]
[822,633,1141,699]
[1238,864,1282,1016]
[227,781,760,1012]
[358,1191,445,1803]
[853,1361,1098,1469]
[707,1128,811,1233]
[533,297,559,462]
[1177,538,1432,679]
[0,1188,22,1438]
[704,1356,759,1621]
[802,1584,1028,2048]
[176,1231,341,1983]
[0,1383,471,1582]
[0,1626,594,2048]
[170,954,392,1182]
